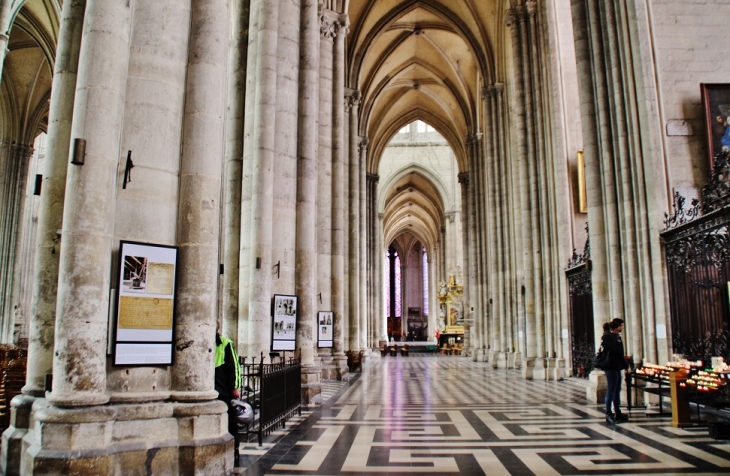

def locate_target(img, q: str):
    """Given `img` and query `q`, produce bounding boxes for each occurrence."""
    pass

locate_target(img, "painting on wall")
[701,83,730,165]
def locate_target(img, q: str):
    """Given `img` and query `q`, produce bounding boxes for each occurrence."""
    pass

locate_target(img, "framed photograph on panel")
[318,311,333,348]
[701,83,730,165]
[272,294,297,351]
[113,241,178,366]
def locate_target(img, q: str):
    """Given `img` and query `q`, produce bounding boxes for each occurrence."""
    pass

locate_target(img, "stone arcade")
[0,0,728,473]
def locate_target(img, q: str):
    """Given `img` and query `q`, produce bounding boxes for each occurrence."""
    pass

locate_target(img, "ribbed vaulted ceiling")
[348,0,502,253]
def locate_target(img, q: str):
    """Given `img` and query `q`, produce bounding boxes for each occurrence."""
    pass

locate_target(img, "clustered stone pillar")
[367,173,384,345]
[457,171,470,352]
[318,10,335,358]
[0,145,32,342]
[297,0,323,398]
[505,6,560,378]
[347,90,361,360]
[358,138,368,351]
[571,0,666,398]
[331,14,347,369]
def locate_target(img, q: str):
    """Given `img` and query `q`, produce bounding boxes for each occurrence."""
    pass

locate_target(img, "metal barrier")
[240,352,301,446]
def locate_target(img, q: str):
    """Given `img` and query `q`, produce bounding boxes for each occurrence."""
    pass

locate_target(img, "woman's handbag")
[594,345,610,370]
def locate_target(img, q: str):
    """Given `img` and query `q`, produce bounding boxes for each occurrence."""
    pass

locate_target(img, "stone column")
[247,0,279,357]
[222,0,250,342]
[347,91,360,355]
[7,27,84,439]
[297,0,322,395]
[0,0,11,85]
[0,145,32,343]
[377,211,386,341]
[171,0,228,402]
[483,87,499,363]
[23,0,86,380]
[331,14,347,376]
[520,6,546,372]
[571,0,608,401]
[359,138,368,351]
[318,9,335,357]
[505,9,536,376]
[46,0,133,407]
[464,137,479,359]
[457,171,470,352]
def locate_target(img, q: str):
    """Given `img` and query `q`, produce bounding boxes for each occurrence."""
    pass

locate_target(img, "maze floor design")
[239,357,730,475]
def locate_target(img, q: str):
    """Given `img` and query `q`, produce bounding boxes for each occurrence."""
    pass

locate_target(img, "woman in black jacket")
[602,318,629,424]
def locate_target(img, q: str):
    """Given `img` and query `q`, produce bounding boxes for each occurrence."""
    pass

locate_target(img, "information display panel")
[113,241,178,366]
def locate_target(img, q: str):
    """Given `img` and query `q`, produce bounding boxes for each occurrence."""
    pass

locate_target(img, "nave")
[239,357,730,475]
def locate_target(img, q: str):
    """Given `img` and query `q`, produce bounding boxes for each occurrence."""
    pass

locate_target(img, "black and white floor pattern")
[239,357,730,475]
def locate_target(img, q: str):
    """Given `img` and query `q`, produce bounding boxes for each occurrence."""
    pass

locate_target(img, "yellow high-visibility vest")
[215,336,242,389]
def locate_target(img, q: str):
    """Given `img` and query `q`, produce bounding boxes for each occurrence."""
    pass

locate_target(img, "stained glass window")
[423,248,429,317]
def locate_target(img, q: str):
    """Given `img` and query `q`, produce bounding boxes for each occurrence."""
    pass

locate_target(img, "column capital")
[458,171,469,186]
[358,136,369,149]
[337,14,350,35]
[11,144,35,161]
[320,9,338,40]
[516,5,529,23]
[347,90,361,107]
[526,1,538,18]
[466,133,482,145]
[504,9,519,29]
[366,172,379,184]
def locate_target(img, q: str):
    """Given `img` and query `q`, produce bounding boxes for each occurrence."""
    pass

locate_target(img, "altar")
[437,271,464,346]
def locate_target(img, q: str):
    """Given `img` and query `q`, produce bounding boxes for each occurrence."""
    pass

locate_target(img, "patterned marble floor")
[238,356,730,475]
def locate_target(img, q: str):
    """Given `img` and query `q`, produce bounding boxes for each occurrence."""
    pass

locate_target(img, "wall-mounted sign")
[272,294,297,351]
[317,311,333,348]
[113,241,177,366]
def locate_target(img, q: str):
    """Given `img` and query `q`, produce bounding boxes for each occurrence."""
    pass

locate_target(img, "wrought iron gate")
[566,229,594,378]
[661,150,730,361]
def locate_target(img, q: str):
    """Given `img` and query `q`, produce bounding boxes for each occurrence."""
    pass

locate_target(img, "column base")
[531,358,549,380]
[17,398,232,475]
[317,352,335,381]
[1,393,36,476]
[586,369,608,404]
[496,351,509,369]
[334,353,350,381]
[550,358,566,381]
[45,391,110,407]
[168,390,219,402]
[508,352,522,369]
[474,348,486,362]
[521,357,537,379]
[301,365,322,407]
